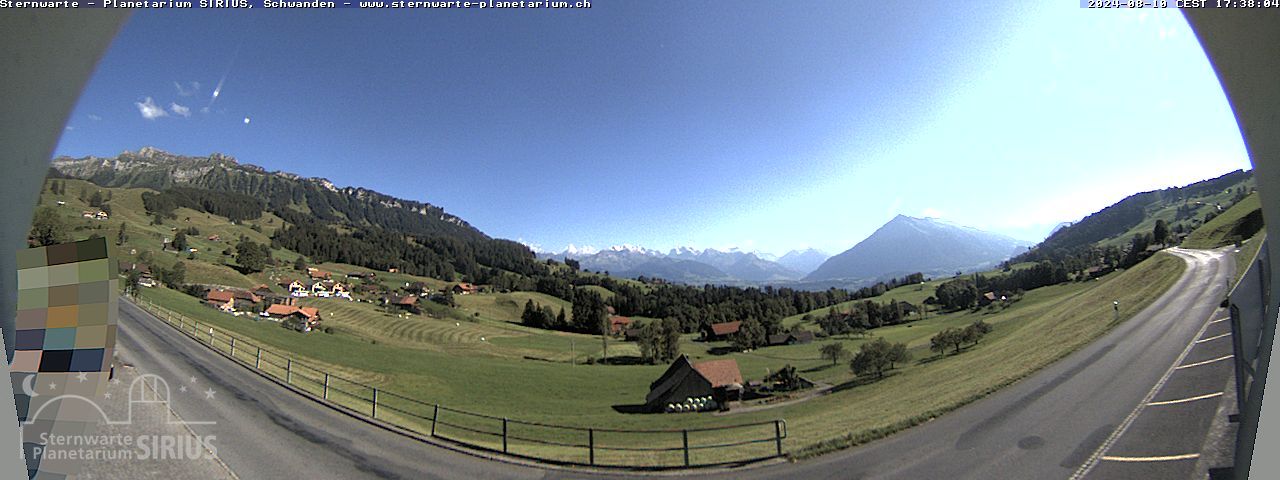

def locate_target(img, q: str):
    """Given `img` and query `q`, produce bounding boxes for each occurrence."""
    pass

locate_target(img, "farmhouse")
[307,267,331,280]
[702,321,741,341]
[231,290,262,311]
[645,356,744,412]
[251,284,274,297]
[453,283,479,295]
[264,304,321,332]
[388,295,419,311]
[287,280,309,297]
[608,316,632,335]
[204,290,236,313]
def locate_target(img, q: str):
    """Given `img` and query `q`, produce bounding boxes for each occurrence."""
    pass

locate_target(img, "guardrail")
[128,296,787,469]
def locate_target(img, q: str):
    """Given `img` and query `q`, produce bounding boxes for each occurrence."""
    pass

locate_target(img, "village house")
[231,290,262,311]
[204,289,236,313]
[311,281,331,297]
[388,295,419,313]
[645,356,745,412]
[608,316,632,336]
[702,321,742,341]
[264,304,321,332]
[251,284,275,297]
[307,267,332,281]
[452,283,479,295]
[286,280,309,297]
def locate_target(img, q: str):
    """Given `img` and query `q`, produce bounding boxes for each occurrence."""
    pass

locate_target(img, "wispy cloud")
[174,81,201,97]
[921,207,945,218]
[199,106,211,114]
[87,114,101,121]
[169,102,192,118]
[134,97,167,120]
[64,126,74,131]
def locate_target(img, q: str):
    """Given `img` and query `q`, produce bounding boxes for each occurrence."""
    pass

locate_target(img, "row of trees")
[816,299,920,336]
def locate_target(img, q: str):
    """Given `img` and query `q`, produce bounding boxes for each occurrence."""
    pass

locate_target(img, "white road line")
[1147,392,1224,406]
[1209,317,1230,324]
[1068,314,1216,480]
[1195,332,1231,344]
[1175,355,1234,370]
[1100,453,1201,463]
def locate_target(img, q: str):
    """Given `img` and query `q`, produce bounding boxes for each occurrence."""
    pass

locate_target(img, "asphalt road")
[114,247,1235,479]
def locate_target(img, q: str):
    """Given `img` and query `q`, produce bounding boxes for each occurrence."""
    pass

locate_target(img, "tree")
[930,329,953,356]
[116,222,129,246]
[28,206,69,247]
[887,341,911,369]
[850,338,892,379]
[88,190,104,208]
[123,269,141,297]
[571,289,609,334]
[164,261,186,288]
[236,240,270,273]
[555,308,567,330]
[638,318,682,364]
[1153,219,1169,245]
[172,231,188,252]
[819,342,848,366]
[293,256,307,271]
[730,317,766,351]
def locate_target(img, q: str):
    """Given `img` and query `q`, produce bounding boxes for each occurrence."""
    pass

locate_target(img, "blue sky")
[55,3,1251,257]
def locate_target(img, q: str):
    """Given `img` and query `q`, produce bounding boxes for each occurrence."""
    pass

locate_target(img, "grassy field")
[1097,179,1254,249]
[1183,192,1263,249]
[132,250,1187,464]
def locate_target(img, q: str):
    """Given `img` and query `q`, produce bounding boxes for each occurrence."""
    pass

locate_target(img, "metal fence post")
[502,418,508,453]
[683,429,690,467]
[209,328,215,345]
[431,404,439,436]
[286,358,292,384]
[588,428,595,466]
[775,420,783,457]
[255,347,261,369]
[372,388,379,418]
[323,373,330,400]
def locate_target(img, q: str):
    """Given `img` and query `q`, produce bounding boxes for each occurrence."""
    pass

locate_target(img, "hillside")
[1182,192,1264,249]
[1025,169,1253,256]
[805,215,1031,283]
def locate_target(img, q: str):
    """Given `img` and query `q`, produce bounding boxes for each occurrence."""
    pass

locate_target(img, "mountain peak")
[806,216,1031,282]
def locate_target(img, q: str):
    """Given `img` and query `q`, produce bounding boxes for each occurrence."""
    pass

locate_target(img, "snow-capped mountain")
[776,248,830,276]
[538,244,803,284]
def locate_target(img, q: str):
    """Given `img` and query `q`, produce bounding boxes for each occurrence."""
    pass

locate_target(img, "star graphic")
[189,376,198,384]
[76,372,88,383]
[103,393,112,400]
[110,377,121,385]
[48,382,56,391]
[179,385,188,393]
[204,388,216,400]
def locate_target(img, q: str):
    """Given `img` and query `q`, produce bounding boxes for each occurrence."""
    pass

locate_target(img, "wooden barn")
[645,355,744,412]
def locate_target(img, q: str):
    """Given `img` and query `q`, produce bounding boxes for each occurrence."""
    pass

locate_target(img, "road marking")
[1100,453,1201,462]
[1209,317,1230,324]
[1195,332,1231,344]
[1175,355,1234,370]
[1068,312,1216,480]
[1147,391,1224,406]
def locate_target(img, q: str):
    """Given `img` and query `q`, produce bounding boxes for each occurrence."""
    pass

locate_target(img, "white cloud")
[174,81,201,96]
[134,97,167,120]
[921,207,945,219]
[87,114,101,121]
[169,102,191,118]
[64,126,74,131]
[199,106,210,114]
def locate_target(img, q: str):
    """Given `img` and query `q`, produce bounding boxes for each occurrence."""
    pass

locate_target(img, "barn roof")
[709,321,742,336]
[205,290,235,303]
[691,359,744,388]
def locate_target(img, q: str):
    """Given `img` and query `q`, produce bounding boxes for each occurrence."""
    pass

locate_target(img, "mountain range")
[537,245,819,284]
[804,215,1033,283]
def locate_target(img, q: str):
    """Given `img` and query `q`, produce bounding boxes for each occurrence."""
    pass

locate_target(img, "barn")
[645,355,744,412]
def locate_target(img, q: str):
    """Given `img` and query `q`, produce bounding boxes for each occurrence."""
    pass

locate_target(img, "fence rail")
[128,297,787,469]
